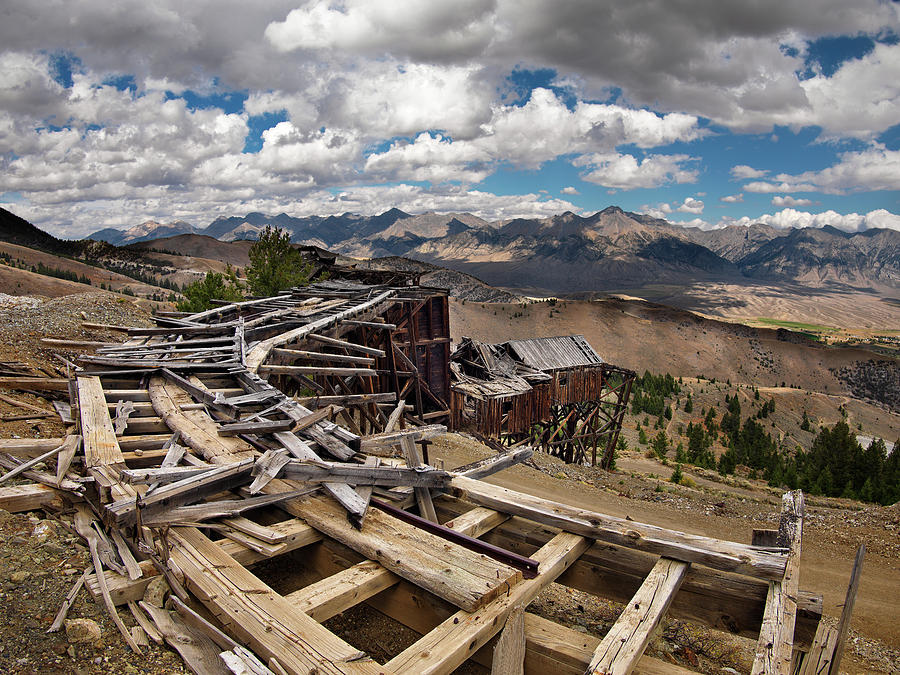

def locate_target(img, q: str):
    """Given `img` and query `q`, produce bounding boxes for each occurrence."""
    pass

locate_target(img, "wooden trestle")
[0,280,848,675]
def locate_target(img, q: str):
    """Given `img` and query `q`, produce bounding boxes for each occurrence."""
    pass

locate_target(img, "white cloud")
[576,152,699,190]
[746,145,900,194]
[677,197,705,214]
[731,165,767,180]
[721,193,744,203]
[710,208,900,233]
[772,195,813,207]
[561,186,579,195]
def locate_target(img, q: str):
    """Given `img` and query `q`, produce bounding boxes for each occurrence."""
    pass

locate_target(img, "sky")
[1,1,900,239]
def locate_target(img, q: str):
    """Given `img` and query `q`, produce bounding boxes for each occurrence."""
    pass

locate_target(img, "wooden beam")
[827,542,865,675]
[0,376,69,391]
[167,527,383,674]
[450,476,787,580]
[272,348,376,366]
[245,290,396,372]
[385,532,590,675]
[0,483,63,512]
[359,425,447,451]
[521,613,697,675]
[585,557,689,675]
[295,392,396,408]
[400,436,437,522]
[752,490,804,675]
[307,334,386,358]
[259,365,379,377]
[284,506,509,622]
[491,607,525,675]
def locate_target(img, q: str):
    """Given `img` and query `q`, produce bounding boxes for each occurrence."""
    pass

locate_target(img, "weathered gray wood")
[140,601,230,674]
[752,490,805,675]
[359,425,447,451]
[0,440,68,485]
[272,348,375,366]
[279,459,451,488]
[307,333,386,357]
[452,447,534,480]
[218,418,295,436]
[585,557,689,675]
[0,483,64,512]
[295,392,396,408]
[74,507,143,654]
[450,476,788,580]
[491,607,525,675]
[107,459,255,525]
[249,449,293,494]
[400,436,437,522]
[827,542,865,675]
[47,568,90,633]
[259,365,378,377]
[273,431,367,522]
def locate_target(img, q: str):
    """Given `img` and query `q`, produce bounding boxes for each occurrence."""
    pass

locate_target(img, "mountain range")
[85,206,900,294]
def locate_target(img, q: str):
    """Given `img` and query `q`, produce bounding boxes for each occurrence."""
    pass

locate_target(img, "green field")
[755,317,837,332]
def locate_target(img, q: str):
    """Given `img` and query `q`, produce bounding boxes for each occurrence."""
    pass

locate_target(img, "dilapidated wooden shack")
[450,335,635,467]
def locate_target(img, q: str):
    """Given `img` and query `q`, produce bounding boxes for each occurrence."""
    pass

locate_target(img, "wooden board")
[148,376,255,464]
[585,557,689,675]
[167,527,383,675]
[450,476,786,580]
[384,532,589,675]
[752,491,804,675]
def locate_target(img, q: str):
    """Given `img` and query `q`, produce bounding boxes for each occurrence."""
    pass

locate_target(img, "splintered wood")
[1,280,843,675]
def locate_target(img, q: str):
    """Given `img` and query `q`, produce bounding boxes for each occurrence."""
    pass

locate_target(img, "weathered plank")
[385,532,590,675]
[78,376,126,469]
[752,490,805,675]
[491,607,525,675]
[827,542,865,675]
[359,425,447,451]
[585,557,689,675]
[400,436,437,522]
[0,483,63,512]
[521,613,697,675]
[284,505,508,622]
[167,527,383,674]
[450,476,787,580]
[245,290,396,372]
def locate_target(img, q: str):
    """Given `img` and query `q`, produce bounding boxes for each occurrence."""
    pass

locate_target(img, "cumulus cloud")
[772,195,813,207]
[745,145,900,194]
[677,197,705,214]
[561,186,579,195]
[576,153,699,189]
[721,193,744,203]
[711,208,900,233]
[731,165,767,180]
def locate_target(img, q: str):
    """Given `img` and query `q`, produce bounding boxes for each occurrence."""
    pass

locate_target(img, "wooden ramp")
[0,280,855,675]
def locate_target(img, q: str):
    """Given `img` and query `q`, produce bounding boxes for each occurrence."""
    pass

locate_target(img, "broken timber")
[8,280,845,675]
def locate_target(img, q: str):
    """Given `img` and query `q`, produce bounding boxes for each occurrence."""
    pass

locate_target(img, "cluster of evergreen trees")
[631,371,680,417]
[694,393,899,505]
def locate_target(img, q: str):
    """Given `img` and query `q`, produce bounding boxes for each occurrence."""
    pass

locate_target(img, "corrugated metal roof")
[505,335,603,371]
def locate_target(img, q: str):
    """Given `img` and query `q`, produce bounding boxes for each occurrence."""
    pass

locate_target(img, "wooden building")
[450,335,635,467]
[237,280,451,434]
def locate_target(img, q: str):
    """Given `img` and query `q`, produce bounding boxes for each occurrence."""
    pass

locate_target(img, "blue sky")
[1,1,899,237]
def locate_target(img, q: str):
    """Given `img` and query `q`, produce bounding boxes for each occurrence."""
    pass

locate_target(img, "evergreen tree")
[246,226,314,296]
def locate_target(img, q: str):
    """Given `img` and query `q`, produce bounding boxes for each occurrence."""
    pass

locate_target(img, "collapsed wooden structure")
[450,335,635,467]
[0,280,861,674]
